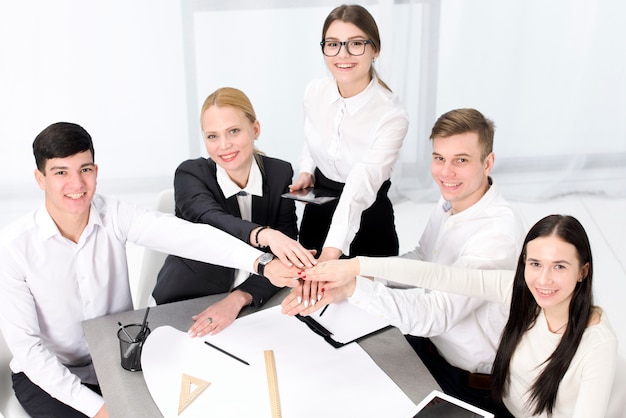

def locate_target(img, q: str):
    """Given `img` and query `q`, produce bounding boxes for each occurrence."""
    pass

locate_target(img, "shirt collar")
[35,199,103,241]
[216,157,263,199]
[330,77,377,115]
[444,177,497,219]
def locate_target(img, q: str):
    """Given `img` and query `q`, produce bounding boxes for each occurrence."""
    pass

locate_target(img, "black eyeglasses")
[320,39,373,57]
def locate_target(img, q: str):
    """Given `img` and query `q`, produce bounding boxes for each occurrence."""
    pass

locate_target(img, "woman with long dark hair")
[304,215,618,416]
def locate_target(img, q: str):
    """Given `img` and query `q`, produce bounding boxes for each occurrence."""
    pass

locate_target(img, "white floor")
[1,193,624,357]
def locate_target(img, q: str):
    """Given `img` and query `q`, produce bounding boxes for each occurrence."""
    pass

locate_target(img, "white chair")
[0,331,29,418]
[134,189,175,309]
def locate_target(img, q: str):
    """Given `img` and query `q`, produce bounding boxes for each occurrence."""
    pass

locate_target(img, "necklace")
[553,322,568,333]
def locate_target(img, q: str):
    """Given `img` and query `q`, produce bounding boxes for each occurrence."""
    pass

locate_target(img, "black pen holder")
[117,323,151,371]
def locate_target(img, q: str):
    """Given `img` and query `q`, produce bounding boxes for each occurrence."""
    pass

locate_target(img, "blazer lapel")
[225,195,242,218]
[251,177,271,225]
[208,159,242,218]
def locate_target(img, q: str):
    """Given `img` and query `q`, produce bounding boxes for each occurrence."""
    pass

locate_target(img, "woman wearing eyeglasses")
[290,5,409,295]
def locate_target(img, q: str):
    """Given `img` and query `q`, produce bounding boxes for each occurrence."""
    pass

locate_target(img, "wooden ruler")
[264,350,282,418]
[178,373,210,416]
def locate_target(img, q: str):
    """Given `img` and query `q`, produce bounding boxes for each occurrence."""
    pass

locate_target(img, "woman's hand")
[302,258,361,289]
[254,227,317,269]
[280,281,322,316]
[317,247,342,263]
[188,290,252,337]
[289,172,314,191]
[280,281,355,316]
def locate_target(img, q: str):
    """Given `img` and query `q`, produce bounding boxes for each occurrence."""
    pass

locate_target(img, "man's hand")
[257,258,302,287]
[253,227,317,269]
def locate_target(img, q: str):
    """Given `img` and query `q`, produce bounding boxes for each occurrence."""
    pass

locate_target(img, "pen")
[319,304,329,317]
[138,307,150,339]
[204,341,250,366]
[117,322,134,342]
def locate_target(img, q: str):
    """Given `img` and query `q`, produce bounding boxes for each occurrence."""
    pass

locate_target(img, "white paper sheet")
[141,306,414,418]
[309,299,392,344]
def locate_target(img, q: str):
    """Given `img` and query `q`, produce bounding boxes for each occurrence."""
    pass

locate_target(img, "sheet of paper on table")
[308,299,392,345]
[141,305,415,417]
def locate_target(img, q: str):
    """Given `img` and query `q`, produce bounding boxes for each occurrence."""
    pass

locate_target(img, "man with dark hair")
[0,122,303,418]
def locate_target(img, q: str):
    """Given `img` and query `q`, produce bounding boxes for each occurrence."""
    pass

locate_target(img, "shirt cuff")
[347,275,376,308]
[74,385,105,418]
[323,227,350,256]
[299,161,316,177]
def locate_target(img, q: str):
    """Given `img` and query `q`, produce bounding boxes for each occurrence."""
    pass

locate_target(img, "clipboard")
[405,390,494,417]
[295,300,391,348]
[281,187,339,205]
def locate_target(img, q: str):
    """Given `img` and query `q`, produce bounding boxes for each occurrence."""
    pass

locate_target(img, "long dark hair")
[491,215,594,416]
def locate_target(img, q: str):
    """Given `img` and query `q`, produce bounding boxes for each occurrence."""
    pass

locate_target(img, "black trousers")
[12,372,102,418]
[406,336,513,418]
[299,168,399,258]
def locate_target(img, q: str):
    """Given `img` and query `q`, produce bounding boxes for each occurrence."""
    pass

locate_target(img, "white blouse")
[299,77,409,254]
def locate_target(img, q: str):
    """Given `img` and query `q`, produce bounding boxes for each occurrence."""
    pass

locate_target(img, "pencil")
[204,341,250,366]
[319,304,329,317]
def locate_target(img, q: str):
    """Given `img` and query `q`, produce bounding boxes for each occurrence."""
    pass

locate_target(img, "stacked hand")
[261,228,317,270]
[280,258,361,316]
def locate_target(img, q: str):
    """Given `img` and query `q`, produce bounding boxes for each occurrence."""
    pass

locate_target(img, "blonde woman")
[153,87,315,336]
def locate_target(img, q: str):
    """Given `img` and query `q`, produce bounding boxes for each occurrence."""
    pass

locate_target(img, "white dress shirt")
[0,194,263,416]
[349,183,526,373]
[357,257,619,417]
[299,77,409,254]
[216,158,263,287]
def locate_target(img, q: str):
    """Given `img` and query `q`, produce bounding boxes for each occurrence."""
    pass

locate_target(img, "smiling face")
[524,235,590,319]
[431,132,494,214]
[35,150,98,223]
[323,20,378,98]
[201,104,260,188]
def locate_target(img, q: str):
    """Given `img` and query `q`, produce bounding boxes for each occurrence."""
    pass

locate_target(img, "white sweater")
[358,257,618,417]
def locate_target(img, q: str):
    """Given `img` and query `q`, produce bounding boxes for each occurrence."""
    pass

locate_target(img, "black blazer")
[152,154,297,306]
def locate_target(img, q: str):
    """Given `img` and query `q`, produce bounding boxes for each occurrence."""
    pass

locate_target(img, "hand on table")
[188,290,252,337]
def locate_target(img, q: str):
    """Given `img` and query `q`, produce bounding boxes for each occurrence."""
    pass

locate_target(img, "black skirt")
[298,168,399,258]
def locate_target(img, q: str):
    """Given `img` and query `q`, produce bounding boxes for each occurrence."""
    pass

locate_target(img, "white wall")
[3,0,624,205]
[0,0,189,199]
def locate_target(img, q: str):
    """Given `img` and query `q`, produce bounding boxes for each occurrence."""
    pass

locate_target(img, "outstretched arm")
[304,256,514,305]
